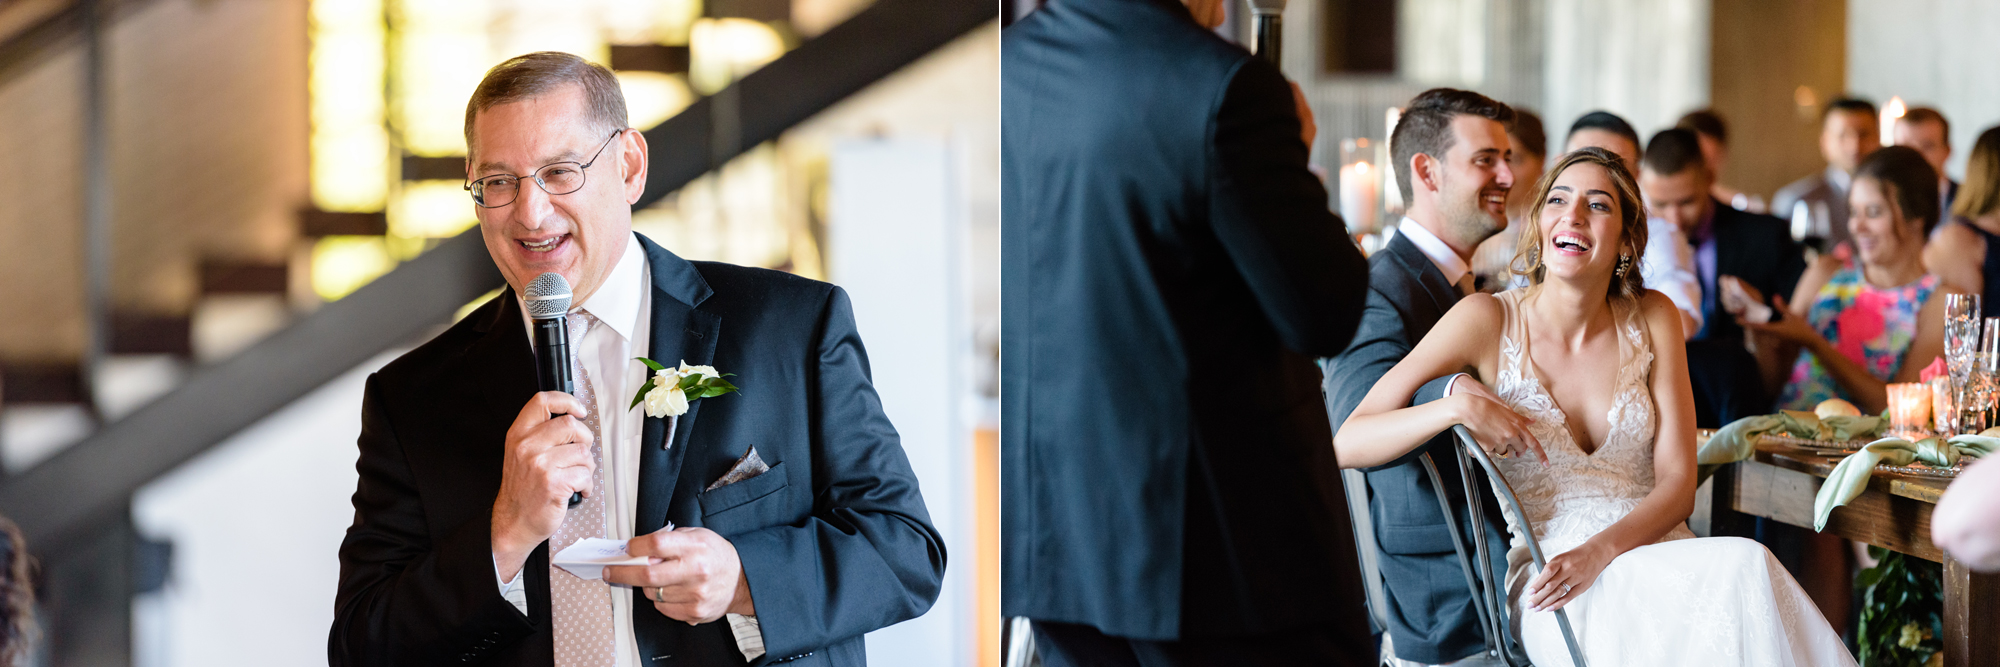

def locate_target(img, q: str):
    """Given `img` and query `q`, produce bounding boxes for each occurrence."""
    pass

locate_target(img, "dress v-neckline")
[1515,297,1628,458]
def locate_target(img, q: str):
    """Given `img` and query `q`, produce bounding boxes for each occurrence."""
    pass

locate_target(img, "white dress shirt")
[494,233,763,663]
[1397,217,1472,293]
[1640,217,1704,337]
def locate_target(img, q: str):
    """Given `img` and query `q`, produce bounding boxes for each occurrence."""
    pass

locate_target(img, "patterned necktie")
[550,311,614,667]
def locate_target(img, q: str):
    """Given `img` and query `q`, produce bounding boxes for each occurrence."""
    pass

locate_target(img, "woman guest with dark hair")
[1923,125,2000,316]
[1744,146,1959,414]
[0,516,33,665]
[1677,109,1764,213]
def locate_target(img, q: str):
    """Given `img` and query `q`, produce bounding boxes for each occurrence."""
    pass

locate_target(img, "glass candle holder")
[1338,138,1382,234]
[1887,382,1934,437]
[1933,376,1958,435]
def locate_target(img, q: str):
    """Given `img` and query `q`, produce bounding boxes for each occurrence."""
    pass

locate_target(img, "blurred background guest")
[1752,146,1952,414]
[1896,106,1958,215]
[1676,109,1765,213]
[1639,128,1802,426]
[0,516,30,667]
[1471,108,1545,290]
[1926,126,2000,315]
[1001,0,1373,664]
[1775,98,1881,252]
[1564,110,1642,170]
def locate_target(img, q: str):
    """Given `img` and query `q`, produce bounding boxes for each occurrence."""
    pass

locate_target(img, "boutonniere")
[628,358,739,418]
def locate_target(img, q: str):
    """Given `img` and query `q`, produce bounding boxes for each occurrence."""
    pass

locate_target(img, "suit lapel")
[1385,233,1461,328]
[467,289,540,427]
[634,234,722,535]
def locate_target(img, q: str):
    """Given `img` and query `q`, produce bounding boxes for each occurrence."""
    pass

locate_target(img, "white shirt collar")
[516,232,648,341]
[1826,165,1852,191]
[1397,217,1471,286]
[578,233,647,342]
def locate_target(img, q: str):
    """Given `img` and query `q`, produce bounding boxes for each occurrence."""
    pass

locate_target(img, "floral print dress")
[1779,258,1941,410]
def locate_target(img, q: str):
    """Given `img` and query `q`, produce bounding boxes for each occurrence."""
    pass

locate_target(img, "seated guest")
[1325,88,1518,667]
[1677,108,1766,213]
[1747,146,1955,414]
[1566,113,1705,337]
[1775,98,1881,251]
[1925,126,2000,315]
[1639,129,1805,426]
[1896,107,1959,216]
[1471,107,1547,290]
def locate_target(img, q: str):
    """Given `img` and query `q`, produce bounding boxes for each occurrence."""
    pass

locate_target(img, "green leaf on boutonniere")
[636,357,667,371]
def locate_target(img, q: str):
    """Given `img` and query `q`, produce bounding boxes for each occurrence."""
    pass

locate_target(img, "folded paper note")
[553,537,651,580]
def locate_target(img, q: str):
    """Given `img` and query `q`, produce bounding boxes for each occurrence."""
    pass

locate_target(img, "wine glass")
[1973,317,2000,433]
[1943,294,1982,435]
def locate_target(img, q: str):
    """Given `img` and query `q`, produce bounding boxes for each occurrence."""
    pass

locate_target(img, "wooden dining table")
[1695,436,1998,667]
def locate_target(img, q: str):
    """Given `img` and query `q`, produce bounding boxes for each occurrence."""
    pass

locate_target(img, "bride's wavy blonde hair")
[1509,147,1649,300]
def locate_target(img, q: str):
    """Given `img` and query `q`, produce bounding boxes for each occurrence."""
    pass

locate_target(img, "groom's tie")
[550,311,614,667]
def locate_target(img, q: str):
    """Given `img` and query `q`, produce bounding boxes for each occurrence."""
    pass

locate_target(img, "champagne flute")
[1974,317,2000,433]
[1943,294,1981,435]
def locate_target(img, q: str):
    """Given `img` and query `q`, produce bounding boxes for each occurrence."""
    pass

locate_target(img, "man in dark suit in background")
[1000,0,1373,664]
[1640,129,1806,426]
[1896,107,1960,214]
[331,52,943,667]
[1323,88,1518,667]
[1775,98,1880,251]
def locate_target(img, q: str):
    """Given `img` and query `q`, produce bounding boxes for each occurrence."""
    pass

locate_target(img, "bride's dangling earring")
[1615,253,1631,279]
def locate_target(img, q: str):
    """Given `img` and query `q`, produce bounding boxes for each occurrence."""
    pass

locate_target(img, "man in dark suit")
[1775,98,1880,251]
[1896,107,1960,215]
[1323,89,1518,667]
[1640,129,1807,426]
[330,52,943,667]
[1000,0,1372,663]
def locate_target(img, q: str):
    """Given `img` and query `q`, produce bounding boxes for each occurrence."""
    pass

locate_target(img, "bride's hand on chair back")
[1449,383,1548,465]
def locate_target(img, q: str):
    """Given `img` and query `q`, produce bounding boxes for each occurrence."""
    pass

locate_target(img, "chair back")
[1451,425,1590,667]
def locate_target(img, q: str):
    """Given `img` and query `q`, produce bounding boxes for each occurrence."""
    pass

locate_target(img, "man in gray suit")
[1324,88,1521,667]
[1774,98,1880,251]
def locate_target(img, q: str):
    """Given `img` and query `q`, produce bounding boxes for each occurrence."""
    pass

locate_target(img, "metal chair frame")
[1438,425,1588,667]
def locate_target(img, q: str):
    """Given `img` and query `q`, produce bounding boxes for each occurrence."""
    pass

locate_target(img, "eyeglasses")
[465,129,626,208]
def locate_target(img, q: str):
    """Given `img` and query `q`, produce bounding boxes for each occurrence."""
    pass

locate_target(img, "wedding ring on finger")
[652,586,667,603]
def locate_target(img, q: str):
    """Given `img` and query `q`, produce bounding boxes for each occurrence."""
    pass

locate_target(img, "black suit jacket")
[1700,200,1808,345]
[330,234,945,666]
[1321,233,1508,664]
[1000,0,1371,644]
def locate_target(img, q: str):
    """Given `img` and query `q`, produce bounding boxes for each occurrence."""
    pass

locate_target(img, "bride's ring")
[1560,584,1572,595]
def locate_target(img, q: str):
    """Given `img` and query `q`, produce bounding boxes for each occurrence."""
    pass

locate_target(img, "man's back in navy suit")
[1000,0,1372,660]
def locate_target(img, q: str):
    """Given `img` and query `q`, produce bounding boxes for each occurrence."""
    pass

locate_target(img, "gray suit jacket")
[1322,232,1508,664]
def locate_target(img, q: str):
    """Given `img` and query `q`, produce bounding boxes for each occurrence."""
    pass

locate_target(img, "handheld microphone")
[1246,0,1286,66]
[524,272,584,509]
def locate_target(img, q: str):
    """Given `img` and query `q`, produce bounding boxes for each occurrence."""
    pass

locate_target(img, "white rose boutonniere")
[628,357,738,418]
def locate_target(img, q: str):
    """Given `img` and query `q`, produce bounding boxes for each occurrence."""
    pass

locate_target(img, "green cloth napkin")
[1696,412,1886,483]
[1812,435,1999,531]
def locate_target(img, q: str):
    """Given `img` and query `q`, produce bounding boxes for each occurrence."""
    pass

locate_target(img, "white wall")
[131,350,395,667]
[828,139,978,666]
[1848,0,2000,181]
[1540,0,1709,149]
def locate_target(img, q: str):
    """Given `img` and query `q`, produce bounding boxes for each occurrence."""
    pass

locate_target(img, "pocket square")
[706,445,771,492]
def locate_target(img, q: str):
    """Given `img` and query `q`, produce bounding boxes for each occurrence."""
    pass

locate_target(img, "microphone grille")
[523,272,572,319]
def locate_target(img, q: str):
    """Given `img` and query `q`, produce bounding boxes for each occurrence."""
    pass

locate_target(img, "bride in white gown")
[1335,147,1854,666]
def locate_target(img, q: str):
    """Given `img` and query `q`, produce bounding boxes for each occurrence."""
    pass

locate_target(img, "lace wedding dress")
[1489,290,1854,667]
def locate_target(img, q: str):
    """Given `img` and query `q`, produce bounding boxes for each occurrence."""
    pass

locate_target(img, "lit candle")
[1340,160,1380,233]
[1882,96,1906,147]
[1888,381,1933,436]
